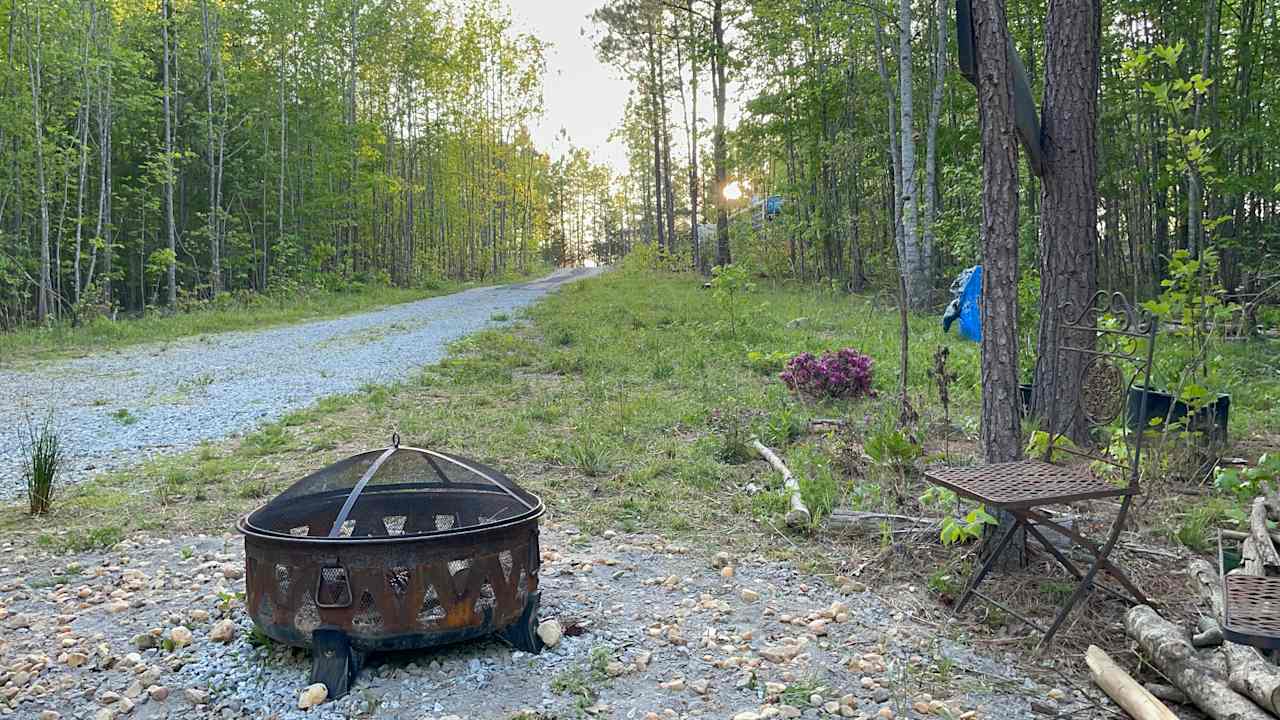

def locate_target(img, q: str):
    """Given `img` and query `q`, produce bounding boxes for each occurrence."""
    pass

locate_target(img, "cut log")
[1189,557,1280,715]
[1241,537,1264,578]
[1125,605,1271,720]
[752,439,811,527]
[1143,683,1190,705]
[1084,645,1179,720]
[1251,497,1280,570]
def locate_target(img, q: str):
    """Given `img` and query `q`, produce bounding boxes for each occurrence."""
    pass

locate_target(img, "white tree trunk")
[898,0,924,310]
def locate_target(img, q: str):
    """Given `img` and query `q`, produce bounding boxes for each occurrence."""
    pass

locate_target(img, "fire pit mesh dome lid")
[241,437,541,540]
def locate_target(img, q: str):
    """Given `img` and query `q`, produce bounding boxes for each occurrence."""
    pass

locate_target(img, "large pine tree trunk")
[973,0,1022,465]
[1032,0,1101,441]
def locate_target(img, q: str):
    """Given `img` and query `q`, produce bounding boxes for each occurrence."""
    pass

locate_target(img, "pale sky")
[507,0,631,172]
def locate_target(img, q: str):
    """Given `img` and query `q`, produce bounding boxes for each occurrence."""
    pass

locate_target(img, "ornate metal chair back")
[1042,291,1158,495]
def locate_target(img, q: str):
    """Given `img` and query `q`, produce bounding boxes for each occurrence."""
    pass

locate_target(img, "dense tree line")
[593,0,1280,318]
[0,0,577,329]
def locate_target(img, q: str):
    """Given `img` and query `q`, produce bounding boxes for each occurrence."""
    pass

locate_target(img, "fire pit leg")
[310,628,363,699]
[501,591,544,654]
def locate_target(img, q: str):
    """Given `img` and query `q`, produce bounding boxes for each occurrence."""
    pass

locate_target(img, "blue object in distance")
[957,265,983,342]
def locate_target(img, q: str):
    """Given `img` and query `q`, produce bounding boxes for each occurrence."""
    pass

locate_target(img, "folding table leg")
[956,515,1022,613]
[1038,497,1137,647]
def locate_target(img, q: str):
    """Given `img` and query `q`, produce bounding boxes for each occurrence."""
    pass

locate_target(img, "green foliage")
[1215,454,1280,503]
[939,508,997,546]
[22,414,63,515]
[745,349,792,375]
[111,408,138,426]
[709,264,755,338]
[865,427,922,470]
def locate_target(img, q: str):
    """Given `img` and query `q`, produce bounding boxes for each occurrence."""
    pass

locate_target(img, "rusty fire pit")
[237,437,544,697]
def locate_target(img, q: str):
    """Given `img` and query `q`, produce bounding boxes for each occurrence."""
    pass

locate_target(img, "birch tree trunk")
[898,0,924,310]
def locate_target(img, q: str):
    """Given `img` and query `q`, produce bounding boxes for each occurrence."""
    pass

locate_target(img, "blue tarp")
[941,265,982,342]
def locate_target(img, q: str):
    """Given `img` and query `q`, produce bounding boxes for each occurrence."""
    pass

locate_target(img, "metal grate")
[925,460,1128,508]
[1223,575,1280,649]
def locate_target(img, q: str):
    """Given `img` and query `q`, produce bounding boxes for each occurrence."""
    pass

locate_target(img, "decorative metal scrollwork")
[1080,356,1127,425]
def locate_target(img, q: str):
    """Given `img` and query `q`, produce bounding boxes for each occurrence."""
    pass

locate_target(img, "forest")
[591,0,1279,325]
[0,0,636,329]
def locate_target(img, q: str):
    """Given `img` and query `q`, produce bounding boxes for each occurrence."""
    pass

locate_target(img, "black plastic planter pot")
[1125,388,1230,446]
[1018,383,1034,418]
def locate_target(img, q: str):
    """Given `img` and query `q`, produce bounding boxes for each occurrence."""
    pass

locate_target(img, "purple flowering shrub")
[780,349,875,399]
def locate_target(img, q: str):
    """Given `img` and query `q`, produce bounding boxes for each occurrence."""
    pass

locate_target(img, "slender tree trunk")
[922,0,947,294]
[874,21,905,278]
[712,0,730,267]
[1032,0,1101,442]
[162,0,177,308]
[646,24,665,251]
[28,7,52,322]
[898,0,924,309]
[684,0,699,270]
[200,0,222,295]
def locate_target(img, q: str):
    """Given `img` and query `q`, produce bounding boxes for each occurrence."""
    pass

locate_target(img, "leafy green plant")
[865,427,922,471]
[111,408,138,426]
[1215,454,1280,503]
[22,414,63,515]
[939,508,997,546]
[745,349,792,375]
[709,263,754,338]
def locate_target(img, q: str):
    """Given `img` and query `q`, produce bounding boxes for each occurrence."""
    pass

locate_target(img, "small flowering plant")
[780,349,875,400]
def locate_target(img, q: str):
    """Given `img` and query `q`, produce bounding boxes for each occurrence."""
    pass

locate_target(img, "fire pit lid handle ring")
[391,432,400,448]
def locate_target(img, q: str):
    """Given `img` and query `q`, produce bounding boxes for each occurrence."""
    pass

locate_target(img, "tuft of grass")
[111,408,138,426]
[557,434,614,477]
[22,414,63,515]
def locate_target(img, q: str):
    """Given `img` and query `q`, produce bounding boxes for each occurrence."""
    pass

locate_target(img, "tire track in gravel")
[0,267,600,497]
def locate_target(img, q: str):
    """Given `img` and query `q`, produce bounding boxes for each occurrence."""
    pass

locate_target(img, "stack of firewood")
[1089,496,1280,719]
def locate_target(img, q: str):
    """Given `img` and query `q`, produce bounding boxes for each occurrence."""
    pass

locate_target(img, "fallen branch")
[752,439,811,527]
[1084,645,1178,720]
[1125,604,1271,720]
[1222,528,1280,550]
[824,511,940,537]
[1190,557,1280,714]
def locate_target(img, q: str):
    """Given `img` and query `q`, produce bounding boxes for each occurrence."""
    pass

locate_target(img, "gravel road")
[0,267,600,497]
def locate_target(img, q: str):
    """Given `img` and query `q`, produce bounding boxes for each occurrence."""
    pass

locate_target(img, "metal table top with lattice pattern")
[1223,574,1280,649]
[923,459,1131,509]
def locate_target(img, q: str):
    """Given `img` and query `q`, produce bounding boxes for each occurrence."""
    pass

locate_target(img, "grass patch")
[7,267,1277,563]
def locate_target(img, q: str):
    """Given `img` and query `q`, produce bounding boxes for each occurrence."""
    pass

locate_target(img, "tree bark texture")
[1125,604,1271,720]
[1033,0,1100,441]
[973,0,1022,464]
[897,0,925,310]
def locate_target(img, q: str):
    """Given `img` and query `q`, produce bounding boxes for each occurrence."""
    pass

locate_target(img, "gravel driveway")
[0,267,600,497]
